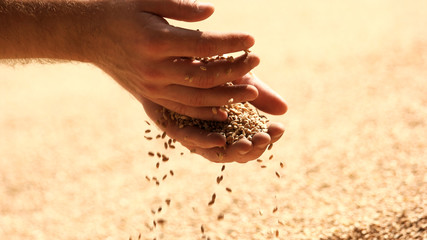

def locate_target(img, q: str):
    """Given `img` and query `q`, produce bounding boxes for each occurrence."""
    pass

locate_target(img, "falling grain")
[280,162,284,168]
[273,206,278,213]
[269,154,274,160]
[156,218,166,225]
[275,171,281,179]
[225,187,232,193]
[145,120,151,125]
[201,225,205,234]
[145,136,153,140]
[208,193,216,206]
[165,199,171,206]
[268,143,273,150]
[148,152,155,157]
[145,129,151,133]
[170,170,174,176]
[161,132,167,139]
[221,165,225,171]
[156,162,160,168]
[216,175,223,184]
[162,174,167,180]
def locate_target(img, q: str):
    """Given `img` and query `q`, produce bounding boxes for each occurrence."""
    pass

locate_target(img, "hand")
[141,73,287,163]
[90,0,260,121]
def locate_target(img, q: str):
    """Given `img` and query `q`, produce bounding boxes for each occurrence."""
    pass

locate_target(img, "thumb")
[140,0,215,22]
[234,73,288,115]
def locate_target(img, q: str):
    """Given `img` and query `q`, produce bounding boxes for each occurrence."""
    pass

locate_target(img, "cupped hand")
[90,0,260,121]
[141,73,287,163]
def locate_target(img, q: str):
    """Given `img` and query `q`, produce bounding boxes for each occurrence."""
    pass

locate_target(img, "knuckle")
[195,37,217,56]
[176,0,186,11]
[142,28,170,56]
[141,83,161,97]
[172,104,189,117]
[195,72,215,88]
[140,66,164,80]
[187,92,206,106]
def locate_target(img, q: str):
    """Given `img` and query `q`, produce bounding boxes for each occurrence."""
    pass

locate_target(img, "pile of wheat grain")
[164,101,269,145]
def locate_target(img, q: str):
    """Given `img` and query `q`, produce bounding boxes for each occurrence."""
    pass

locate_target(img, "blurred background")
[1,0,426,239]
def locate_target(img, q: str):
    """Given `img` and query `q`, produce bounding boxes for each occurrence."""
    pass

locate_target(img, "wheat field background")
[1,0,426,239]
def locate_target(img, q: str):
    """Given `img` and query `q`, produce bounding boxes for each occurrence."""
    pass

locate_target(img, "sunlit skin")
[141,73,287,163]
[0,0,287,163]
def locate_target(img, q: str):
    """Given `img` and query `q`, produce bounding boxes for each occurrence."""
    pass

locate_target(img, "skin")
[0,0,288,163]
[142,73,287,163]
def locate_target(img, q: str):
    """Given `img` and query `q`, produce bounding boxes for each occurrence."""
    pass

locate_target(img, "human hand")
[89,0,260,121]
[141,73,287,163]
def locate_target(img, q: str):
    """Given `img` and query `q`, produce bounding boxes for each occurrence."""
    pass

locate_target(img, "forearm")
[0,0,106,62]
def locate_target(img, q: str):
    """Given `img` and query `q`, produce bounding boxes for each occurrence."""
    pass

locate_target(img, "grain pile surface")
[165,101,269,145]
[1,0,426,239]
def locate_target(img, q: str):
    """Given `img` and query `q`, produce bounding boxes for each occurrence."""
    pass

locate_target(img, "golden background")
[1,0,426,239]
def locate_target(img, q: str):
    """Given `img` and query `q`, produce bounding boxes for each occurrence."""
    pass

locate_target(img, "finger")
[158,84,258,107]
[184,138,254,163]
[267,122,286,143]
[141,97,226,148]
[234,133,271,163]
[163,27,255,57]
[235,73,288,115]
[140,0,215,22]
[164,53,260,88]
[153,98,228,121]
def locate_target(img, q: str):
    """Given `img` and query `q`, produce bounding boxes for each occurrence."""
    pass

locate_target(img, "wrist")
[0,0,107,63]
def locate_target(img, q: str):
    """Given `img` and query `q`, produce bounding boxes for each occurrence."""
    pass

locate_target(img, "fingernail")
[214,110,228,121]
[207,133,226,146]
[245,85,259,100]
[249,55,260,67]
